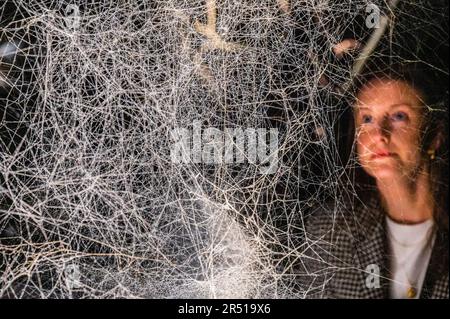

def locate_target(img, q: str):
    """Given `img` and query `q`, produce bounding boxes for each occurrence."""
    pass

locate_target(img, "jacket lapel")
[354,198,390,299]
[355,197,449,299]
[420,227,449,299]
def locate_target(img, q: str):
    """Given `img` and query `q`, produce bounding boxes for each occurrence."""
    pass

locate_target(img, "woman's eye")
[391,111,408,122]
[361,114,373,124]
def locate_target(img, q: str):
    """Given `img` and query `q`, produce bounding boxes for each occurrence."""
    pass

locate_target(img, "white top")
[386,216,435,299]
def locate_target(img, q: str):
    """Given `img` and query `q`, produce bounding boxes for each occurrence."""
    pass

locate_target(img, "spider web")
[0,0,448,298]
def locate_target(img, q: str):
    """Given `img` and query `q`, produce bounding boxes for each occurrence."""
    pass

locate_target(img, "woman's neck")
[376,171,434,225]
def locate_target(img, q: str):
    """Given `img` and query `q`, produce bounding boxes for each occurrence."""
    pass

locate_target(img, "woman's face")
[355,78,426,181]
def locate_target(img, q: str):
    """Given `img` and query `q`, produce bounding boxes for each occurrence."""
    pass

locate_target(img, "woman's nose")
[371,118,392,142]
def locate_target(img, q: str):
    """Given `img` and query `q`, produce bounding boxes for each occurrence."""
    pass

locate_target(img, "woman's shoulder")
[305,194,384,240]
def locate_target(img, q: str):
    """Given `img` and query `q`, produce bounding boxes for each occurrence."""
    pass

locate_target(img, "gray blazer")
[301,195,449,299]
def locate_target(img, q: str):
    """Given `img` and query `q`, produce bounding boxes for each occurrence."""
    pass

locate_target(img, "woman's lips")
[371,150,394,159]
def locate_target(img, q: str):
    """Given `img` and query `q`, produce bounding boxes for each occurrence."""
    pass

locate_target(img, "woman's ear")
[429,129,444,153]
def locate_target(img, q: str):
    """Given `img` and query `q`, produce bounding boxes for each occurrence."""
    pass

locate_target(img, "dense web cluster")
[0,0,448,298]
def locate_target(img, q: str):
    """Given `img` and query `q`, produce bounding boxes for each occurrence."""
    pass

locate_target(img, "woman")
[302,64,449,299]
